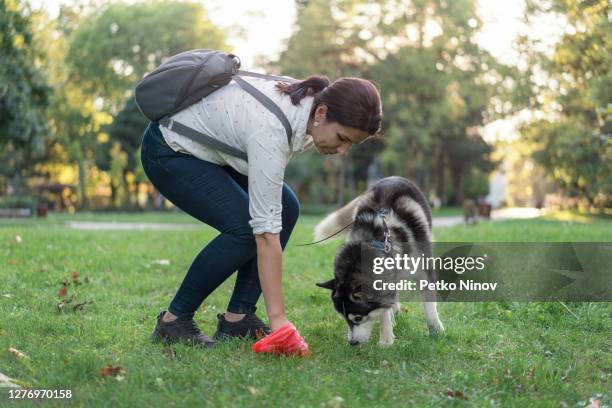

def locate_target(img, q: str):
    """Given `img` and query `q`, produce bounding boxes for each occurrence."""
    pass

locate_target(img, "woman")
[142,74,382,355]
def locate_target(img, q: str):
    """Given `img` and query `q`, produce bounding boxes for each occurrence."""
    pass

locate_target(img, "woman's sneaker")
[213,312,271,340]
[151,311,216,347]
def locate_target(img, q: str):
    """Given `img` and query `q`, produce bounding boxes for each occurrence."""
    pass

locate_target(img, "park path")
[64,208,543,231]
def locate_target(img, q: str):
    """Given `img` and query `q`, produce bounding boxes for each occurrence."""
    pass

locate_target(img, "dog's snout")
[349,339,360,346]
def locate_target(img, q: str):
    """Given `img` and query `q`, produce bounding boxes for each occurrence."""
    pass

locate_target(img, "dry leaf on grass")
[446,390,468,400]
[100,364,123,378]
[327,396,345,408]
[14,235,22,244]
[0,371,21,388]
[58,285,68,297]
[247,386,261,396]
[8,347,29,360]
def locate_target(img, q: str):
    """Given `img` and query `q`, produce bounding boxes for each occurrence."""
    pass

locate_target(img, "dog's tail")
[313,196,363,242]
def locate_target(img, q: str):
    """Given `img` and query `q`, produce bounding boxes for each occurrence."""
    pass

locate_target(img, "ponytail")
[275,75,330,105]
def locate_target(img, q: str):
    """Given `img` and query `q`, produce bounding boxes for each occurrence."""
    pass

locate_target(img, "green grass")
[431,206,463,217]
[0,213,610,407]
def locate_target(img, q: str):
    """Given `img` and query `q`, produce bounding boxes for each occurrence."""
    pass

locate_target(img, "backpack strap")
[159,117,248,162]
[232,75,294,145]
[237,70,297,83]
[160,72,296,162]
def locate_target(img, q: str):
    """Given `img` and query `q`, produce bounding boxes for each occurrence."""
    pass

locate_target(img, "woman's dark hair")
[276,75,383,136]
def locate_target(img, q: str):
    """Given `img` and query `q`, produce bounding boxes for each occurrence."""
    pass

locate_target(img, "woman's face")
[308,105,369,156]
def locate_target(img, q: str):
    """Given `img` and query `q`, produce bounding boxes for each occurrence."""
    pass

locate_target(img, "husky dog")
[315,176,444,347]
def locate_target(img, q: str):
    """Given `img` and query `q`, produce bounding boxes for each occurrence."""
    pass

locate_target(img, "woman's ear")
[316,104,328,121]
[316,278,336,290]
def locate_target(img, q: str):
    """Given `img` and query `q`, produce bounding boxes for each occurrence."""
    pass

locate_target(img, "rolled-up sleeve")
[246,127,290,235]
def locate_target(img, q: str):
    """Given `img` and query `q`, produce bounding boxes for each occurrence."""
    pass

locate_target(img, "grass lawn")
[0,212,610,407]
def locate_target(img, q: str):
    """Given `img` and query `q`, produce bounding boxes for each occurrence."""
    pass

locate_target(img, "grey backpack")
[135,49,295,161]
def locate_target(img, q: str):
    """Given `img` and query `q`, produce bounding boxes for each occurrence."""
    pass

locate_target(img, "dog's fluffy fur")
[316,176,444,347]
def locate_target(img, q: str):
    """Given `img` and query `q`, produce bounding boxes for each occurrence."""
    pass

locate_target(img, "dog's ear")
[316,278,337,291]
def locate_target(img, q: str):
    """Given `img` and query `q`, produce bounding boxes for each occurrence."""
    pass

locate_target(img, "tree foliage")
[0,0,50,188]
[519,0,611,209]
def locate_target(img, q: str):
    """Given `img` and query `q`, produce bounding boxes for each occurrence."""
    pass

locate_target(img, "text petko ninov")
[372,279,498,292]
[371,253,498,292]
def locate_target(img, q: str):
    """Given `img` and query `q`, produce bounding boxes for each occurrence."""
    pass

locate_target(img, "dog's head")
[316,242,393,345]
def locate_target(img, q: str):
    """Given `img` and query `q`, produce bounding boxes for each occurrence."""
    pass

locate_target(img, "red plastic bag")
[252,322,309,357]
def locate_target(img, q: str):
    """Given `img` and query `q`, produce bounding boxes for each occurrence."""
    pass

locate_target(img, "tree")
[0,0,50,195]
[370,0,512,204]
[519,0,611,209]
[60,1,228,208]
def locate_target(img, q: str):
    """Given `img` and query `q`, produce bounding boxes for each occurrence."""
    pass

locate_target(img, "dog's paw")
[379,336,395,347]
[427,320,444,336]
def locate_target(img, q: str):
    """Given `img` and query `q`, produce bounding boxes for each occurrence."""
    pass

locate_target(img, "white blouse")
[159,76,315,234]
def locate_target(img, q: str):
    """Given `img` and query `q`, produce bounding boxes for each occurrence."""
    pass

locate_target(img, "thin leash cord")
[294,221,354,247]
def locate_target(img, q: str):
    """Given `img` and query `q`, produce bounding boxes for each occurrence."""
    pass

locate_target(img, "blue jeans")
[140,122,300,316]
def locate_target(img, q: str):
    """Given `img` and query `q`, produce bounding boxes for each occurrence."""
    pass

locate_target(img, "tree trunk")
[77,158,89,209]
[435,152,446,205]
[451,166,464,205]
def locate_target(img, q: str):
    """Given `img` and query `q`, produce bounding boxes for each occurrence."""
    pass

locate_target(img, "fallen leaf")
[100,364,123,378]
[14,235,22,244]
[58,285,68,297]
[0,371,21,388]
[327,396,345,408]
[72,272,80,285]
[73,300,93,312]
[9,259,19,265]
[446,390,468,400]
[247,386,261,396]
[8,347,29,360]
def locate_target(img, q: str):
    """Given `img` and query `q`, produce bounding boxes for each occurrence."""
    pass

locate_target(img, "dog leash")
[295,208,392,248]
[294,221,354,246]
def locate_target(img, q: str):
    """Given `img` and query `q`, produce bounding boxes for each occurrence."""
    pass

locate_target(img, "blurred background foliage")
[0,0,609,212]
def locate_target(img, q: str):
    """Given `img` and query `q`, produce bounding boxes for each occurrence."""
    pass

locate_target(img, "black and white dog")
[315,176,444,347]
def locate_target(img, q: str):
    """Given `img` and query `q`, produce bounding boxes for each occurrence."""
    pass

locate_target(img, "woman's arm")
[255,232,288,331]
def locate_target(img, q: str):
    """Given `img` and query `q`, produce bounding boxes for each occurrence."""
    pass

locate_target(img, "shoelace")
[176,316,202,336]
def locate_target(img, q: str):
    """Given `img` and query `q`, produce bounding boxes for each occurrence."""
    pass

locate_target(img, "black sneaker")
[151,311,216,348]
[213,312,271,340]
